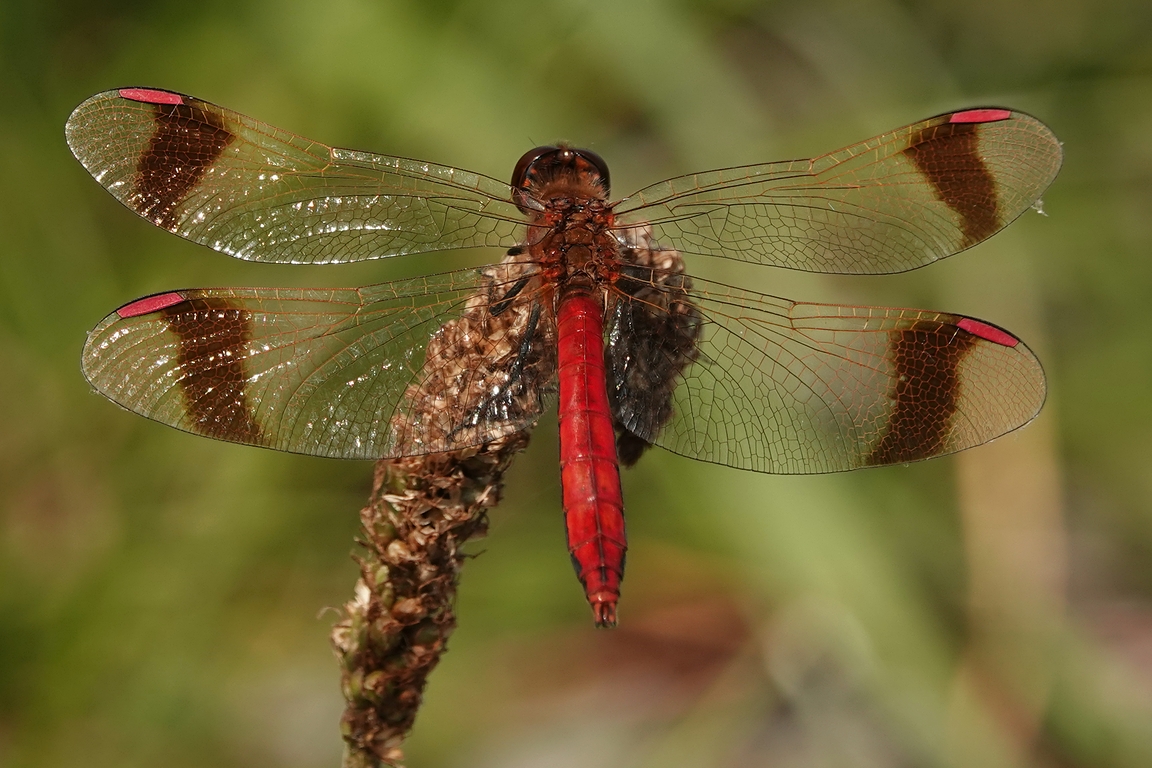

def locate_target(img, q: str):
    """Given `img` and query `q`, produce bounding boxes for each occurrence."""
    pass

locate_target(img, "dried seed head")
[332,249,538,767]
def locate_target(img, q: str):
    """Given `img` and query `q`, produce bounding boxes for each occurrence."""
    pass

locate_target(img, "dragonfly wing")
[82,265,556,458]
[66,88,526,264]
[608,275,1045,474]
[613,109,1061,274]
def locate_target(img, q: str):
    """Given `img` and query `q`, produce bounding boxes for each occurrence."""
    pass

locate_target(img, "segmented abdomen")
[556,290,626,627]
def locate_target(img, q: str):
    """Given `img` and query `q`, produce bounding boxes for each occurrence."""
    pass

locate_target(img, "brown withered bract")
[606,226,703,466]
[330,433,528,768]
[391,249,557,453]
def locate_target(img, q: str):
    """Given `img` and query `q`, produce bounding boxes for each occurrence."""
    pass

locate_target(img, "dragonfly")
[67,88,1061,626]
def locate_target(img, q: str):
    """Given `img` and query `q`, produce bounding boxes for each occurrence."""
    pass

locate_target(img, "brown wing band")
[864,321,978,466]
[903,121,1000,248]
[163,297,263,444]
[136,100,234,230]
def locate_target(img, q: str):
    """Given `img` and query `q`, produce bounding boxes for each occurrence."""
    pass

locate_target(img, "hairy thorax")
[522,168,620,297]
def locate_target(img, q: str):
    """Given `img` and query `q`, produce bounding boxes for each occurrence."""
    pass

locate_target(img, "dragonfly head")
[511,144,610,213]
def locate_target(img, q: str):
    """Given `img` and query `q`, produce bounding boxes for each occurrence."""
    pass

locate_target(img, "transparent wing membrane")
[608,272,1045,473]
[66,89,526,264]
[82,263,556,458]
[613,110,1061,274]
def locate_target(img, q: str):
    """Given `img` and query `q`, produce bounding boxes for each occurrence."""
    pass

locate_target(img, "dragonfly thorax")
[529,198,620,294]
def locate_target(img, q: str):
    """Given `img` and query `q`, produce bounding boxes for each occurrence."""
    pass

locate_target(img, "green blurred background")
[3,0,1151,765]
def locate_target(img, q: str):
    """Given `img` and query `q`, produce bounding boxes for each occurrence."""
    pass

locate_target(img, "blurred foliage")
[2,0,1152,766]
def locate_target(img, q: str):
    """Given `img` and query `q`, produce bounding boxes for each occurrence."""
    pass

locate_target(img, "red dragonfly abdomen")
[556,289,626,627]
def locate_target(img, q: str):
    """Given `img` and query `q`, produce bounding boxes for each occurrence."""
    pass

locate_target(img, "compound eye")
[511,145,559,190]
[574,148,610,194]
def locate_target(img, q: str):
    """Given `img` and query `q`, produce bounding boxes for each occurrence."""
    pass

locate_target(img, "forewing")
[66,88,525,264]
[82,266,556,459]
[613,109,1061,274]
[610,277,1045,474]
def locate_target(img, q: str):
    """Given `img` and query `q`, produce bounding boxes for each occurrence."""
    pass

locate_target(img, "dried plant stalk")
[331,433,529,768]
[331,248,540,767]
